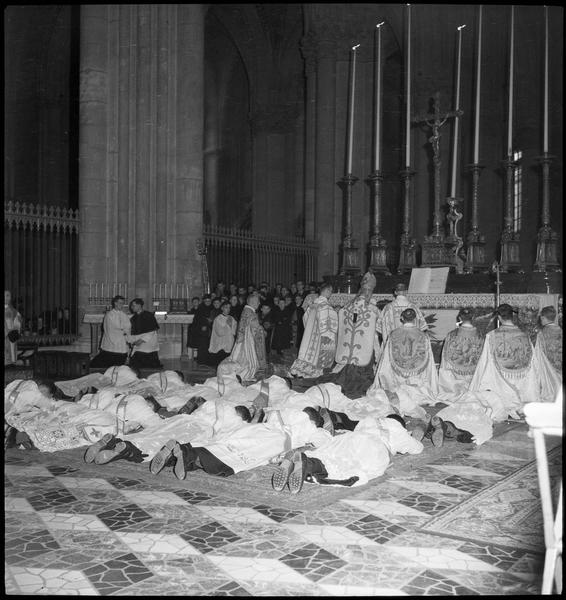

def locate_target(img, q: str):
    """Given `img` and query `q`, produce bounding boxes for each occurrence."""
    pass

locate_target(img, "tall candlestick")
[451,24,466,198]
[507,5,514,157]
[374,22,385,171]
[405,4,412,167]
[346,43,360,175]
[474,6,482,164]
[543,5,549,153]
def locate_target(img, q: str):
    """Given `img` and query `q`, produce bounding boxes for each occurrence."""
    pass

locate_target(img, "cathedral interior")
[4,3,563,596]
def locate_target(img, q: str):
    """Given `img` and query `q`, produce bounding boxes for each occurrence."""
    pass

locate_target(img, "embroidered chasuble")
[376,324,438,395]
[333,295,381,370]
[532,323,562,402]
[469,325,538,417]
[438,325,485,402]
[229,305,267,381]
[376,297,428,345]
[290,296,338,378]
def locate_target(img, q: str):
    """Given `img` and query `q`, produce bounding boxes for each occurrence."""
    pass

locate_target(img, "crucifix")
[414,92,463,240]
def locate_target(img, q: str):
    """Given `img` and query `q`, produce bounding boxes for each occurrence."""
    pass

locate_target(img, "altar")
[83,313,194,359]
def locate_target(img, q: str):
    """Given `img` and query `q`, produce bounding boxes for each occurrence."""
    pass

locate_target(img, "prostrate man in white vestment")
[469,303,539,419]
[376,282,428,346]
[290,283,338,378]
[227,293,267,382]
[374,308,439,400]
[438,308,485,402]
[532,305,562,403]
[271,414,424,494]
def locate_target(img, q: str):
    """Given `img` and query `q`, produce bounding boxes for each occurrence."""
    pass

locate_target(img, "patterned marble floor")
[5,420,561,596]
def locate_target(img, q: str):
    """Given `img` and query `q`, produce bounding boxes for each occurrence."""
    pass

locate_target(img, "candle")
[346,43,360,175]
[374,22,385,171]
[543,5,548,153]
[451,24,466,198]
[473,6,482,164]
[95,283,98,297]
[507,5,514,157]
[405,4,411,167]
[89,283,92,298]
[101,283,104,298]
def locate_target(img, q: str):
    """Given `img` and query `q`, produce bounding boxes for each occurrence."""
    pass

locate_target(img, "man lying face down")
[271,412,424,495]
[82,382,333,478]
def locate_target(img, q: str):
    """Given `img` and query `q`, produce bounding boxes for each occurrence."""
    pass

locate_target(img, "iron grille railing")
[203,225,319,288]
[4,201,80,345]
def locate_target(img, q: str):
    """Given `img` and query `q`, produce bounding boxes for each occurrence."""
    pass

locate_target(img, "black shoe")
[288,451,306,495]
[177,396,207,415]
[95,440,146,464]
[150,439,177,475]
[94,440,128,464]
[430,416,445,447]
[84,433,117,464]
[271,457,294,492]
[172,442,197,480]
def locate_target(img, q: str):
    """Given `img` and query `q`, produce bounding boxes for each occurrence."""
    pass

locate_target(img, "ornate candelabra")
[534,153,561,272]
[337,174,360,275]
[366,170,390,275]
[464,163,488,272]
[397,167,417,273]
[445,197,465,274]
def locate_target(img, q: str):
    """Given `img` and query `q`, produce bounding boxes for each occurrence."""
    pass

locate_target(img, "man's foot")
[430,416,445,447]
[94,441,129,464]
[149,439,177,475]
[172,442,197,480]
[83,433,116,464]
[410,414,432,442]
[271,457,294,492]
[177,396,206,416]
[288,451,306,495]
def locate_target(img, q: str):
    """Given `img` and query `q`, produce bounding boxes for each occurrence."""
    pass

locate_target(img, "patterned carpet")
[418,445,562,552]
[5,419,561,595]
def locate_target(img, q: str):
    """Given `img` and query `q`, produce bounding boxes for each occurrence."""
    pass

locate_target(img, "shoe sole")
[431,428,444,447]
[288,452,304,495]
[95,441,127,464]
[84,433,115,464]
[149,439,177,475]
[271,459,293,492]
[411,427,426,442]
[172,442,187,480]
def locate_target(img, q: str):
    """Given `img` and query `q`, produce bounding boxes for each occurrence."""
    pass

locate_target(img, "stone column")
[78,4,110,348]
[78,4,205,356]
[174,4,205,295]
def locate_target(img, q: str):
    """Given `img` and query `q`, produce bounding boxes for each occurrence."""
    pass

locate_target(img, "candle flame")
[458,24,467,30]
[352,43,361,51]
[376,21,385,28]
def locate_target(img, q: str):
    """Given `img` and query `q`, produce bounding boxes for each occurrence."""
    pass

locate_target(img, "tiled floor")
[5,416,561,595]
